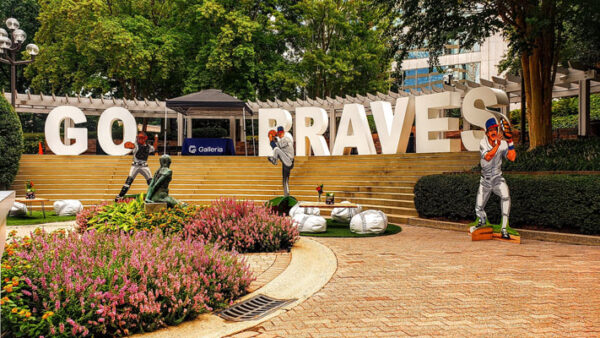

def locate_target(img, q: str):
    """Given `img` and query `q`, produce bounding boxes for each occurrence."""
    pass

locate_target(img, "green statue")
[145,155,179,208]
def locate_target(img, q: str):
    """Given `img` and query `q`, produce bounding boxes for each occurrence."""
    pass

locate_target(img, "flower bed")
[1,229,253,337]
[184,198,299,253]
[77,198,299,253]
[76,195,202,235]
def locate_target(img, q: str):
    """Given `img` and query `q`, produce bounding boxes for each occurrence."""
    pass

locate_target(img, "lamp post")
[0,17,39,107]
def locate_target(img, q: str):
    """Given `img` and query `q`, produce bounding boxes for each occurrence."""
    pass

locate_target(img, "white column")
[578,79,591,136]
[177,113,183,146]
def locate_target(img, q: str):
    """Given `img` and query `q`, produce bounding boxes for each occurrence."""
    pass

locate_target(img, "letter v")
[370,96,415,154]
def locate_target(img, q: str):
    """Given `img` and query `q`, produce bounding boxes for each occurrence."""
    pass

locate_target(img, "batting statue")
[116,132,156,201]
[471,117,517,239]
[268,126,295,197]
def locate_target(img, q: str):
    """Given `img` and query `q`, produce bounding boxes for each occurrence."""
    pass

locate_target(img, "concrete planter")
[0,191,15,257]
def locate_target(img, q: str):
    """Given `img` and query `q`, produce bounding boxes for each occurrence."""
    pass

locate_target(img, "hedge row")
[414,174,600,235]
[472,138,600,172]
[0,95,23,190]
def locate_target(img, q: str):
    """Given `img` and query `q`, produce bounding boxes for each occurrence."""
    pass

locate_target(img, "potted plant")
[325,192,335,205]
[25,181,35,199]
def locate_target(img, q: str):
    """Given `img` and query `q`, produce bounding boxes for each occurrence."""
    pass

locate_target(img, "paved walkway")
[233,225,600,337]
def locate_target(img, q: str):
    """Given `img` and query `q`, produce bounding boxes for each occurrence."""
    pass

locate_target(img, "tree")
[279,0,393,98]
[0,0,40,94]
[26,0,195,99]
[385,0,598,149]
[0,94,23,190]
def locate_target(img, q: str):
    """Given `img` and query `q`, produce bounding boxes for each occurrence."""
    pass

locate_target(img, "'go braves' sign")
[259,87,509,155]
[45,86,508,156]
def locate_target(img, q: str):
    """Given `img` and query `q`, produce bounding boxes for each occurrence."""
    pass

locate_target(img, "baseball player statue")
[268,126,294,197]
[470,117,516,239]
[115,131,156,201]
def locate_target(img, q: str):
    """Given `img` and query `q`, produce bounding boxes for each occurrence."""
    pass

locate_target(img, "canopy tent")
[166,89,255,155]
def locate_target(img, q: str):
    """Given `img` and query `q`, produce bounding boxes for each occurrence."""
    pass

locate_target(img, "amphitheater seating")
[12,152,479,224]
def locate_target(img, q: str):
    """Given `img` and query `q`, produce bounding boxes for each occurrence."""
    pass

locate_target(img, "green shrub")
[0,96,24,190]
[472,138,600,172]
[76,194,202,234]
[192,127,228,138]
[22,133,45,154]
[414,173,600,235]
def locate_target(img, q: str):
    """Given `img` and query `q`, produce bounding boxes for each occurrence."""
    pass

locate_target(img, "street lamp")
[0,17,39,107]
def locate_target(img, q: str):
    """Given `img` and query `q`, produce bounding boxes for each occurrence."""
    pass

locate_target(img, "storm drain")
[217,294,296,321]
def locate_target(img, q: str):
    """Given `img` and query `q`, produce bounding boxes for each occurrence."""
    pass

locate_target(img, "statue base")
[469,222,521,244]
[145,202,167,214]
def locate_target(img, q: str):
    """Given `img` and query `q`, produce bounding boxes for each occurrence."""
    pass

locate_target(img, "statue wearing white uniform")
[471,117,517,239]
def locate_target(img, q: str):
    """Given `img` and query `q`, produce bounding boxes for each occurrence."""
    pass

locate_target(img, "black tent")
[165,89,255,155]
[166,89,253,115]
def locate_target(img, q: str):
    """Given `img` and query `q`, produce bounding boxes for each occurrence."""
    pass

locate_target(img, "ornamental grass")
[184,198,300,253]
[0,229,253,337]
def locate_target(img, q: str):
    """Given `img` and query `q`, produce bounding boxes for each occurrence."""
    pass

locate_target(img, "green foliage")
[502,139,600,171]
[414,174,600,235]
[77,194,201,234]
[24,0,393,102]
[552,97,579,116]
[22,133,45,154]
[268,195,298,216]
[0,95,23,190]
[192,127,228,138]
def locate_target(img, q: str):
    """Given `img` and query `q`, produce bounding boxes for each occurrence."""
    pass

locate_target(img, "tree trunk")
[521,41,554,150]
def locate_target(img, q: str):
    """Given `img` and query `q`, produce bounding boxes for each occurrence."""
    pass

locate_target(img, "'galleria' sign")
[44,87,509,156]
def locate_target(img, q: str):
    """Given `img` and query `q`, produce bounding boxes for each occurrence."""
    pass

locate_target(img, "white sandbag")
[9,202,27,217]
[292,214,327,233]
[289,203,320,217]
[350,210,388,235]
[53,200,83,216]
[331,201,362,223]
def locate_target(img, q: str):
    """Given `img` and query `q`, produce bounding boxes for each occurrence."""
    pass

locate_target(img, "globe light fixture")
[0,17,39,107]
[26,44,39,56]
[5,18,19,30]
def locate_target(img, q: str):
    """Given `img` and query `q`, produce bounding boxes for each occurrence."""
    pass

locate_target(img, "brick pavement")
[231,225,600,337]
[243,252,292,292]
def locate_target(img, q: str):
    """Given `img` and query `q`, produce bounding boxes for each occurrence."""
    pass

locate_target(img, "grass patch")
[7,211,76,226]
[301,219,402,237]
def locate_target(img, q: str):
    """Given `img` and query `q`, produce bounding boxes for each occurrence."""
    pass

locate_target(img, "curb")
[139,237,337,338]
[408,217,600,246]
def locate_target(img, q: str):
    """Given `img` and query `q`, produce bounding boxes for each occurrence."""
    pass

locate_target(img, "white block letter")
[332,104,376,156]
[370,97,415,154]
[258,108,293,156]
[461,87,509,151]
[45,106,88,155]
[415,92,461,153]
[97,107,137,156]
[295,107,330,156]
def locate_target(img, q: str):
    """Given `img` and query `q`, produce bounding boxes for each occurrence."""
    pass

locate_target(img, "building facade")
[397,33,508,91]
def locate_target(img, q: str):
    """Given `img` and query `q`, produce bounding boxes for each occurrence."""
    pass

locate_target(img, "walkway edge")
[409,217,600,246]
[139,237,337,338]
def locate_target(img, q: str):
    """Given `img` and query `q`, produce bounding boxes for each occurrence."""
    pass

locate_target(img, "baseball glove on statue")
[268,130,278,149]
[502,119,513,140]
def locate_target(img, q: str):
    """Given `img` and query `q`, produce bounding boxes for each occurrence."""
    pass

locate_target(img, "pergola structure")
[4,66,598,154]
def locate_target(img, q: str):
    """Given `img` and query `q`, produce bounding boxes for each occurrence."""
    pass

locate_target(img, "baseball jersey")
[132,143,154,166]
[277,136,294,160]
[480,138,508,179]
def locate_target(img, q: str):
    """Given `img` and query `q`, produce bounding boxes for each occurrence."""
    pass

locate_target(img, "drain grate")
[217,294,296,321]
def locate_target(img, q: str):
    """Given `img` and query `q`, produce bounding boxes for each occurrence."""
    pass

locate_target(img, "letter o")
[97,107,138,156]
